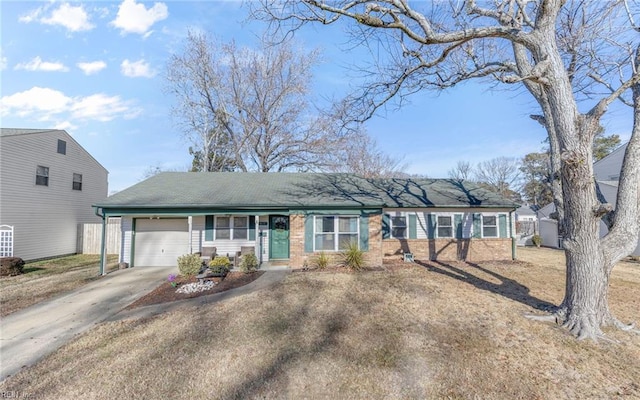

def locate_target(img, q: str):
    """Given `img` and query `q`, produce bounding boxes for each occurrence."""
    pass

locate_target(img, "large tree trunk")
[534,30,616,339]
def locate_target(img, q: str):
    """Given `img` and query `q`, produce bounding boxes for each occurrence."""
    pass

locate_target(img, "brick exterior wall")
[288,213,384,268]
[382,238,513,262]
[288,213,510,267]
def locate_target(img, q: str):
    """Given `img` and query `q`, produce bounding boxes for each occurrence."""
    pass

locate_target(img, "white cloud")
[20,3,94,32]
[71,93,140,121]
[54,120,78,132]
[15,56,69,72]
[0,87,72,117]
[77,60,107,75]
[120,59,155,78]
[111,0,168,36]
[42,3,94,32]
[0,87,141,122]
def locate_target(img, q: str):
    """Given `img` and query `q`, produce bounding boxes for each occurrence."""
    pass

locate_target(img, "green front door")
[269,215,290,259]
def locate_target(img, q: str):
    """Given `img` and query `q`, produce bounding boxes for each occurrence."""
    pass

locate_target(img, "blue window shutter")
[205,215,214,241]
[382,214,390,239]
[473,213,482,238]
[408,214,417,239]
[454,214,463,239]
[499,214,508,238]
[359,216,369,251]
[427,214,436,239]
[304,215,314,253]
[249,216,256,240]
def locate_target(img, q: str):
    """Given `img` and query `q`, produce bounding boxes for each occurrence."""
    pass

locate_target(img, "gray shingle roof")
[96,172,518,210]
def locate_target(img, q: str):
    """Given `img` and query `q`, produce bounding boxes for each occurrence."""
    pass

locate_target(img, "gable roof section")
[0,128,108,174]
[96,172,518,211]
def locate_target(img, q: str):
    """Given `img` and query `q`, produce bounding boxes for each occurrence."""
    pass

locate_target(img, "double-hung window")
[437,216,453,238]
[215,216,248,240]
[482,215,498,237]
[389,215,407,239]
[314,216,359,251]
[72,173,82,191]
[36,166,49,186]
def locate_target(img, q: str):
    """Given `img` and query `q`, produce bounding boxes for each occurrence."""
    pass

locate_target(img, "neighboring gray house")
[94,173,518,272]
[0,128,108,261]
[537,143,640,256]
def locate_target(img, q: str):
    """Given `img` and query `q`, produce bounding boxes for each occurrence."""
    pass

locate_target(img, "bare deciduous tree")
[475,157,522,201]
[326,128,407,178]
[447,161,474,181]
[255,0,640,340]
[166,31,344,172]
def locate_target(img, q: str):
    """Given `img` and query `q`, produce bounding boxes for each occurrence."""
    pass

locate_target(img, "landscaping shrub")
[209,256,231,268]
[208,264,229,276]
[177,253,201,277]
[239,253,259,273]
[314,252,330,269]
[341,242,365,271]
[532,234,543,248]
[0,257,25,277]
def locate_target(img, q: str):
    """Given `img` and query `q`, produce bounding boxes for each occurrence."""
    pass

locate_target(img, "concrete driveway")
[0,265,175,381]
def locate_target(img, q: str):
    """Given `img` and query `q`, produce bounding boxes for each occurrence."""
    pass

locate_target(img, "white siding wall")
[384,208,512,238]
[0,130,108,261]
[120,217,133,264]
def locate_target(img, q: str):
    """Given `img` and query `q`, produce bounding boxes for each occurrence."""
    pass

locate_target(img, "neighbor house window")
[57,139,66,155]
[215,216,248,240]
[437,216,453,238]
[72,173,82,191]
[36,166,49,186]
[314,216,358,251]
[389,215,407,238]
[482,215,498,237]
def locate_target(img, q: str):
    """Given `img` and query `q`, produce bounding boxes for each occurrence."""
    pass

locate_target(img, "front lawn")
[0,254,118,317]
[1,247,638,399]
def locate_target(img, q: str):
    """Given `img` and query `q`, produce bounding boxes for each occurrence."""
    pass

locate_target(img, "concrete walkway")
[0,266,288,381]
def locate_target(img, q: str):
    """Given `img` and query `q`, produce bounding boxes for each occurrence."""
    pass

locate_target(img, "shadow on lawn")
[416,260,556,312]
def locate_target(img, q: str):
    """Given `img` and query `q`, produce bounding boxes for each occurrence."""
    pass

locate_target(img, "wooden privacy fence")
[78,218,121,254]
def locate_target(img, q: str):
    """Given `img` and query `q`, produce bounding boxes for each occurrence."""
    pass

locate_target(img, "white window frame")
[214,216,249,240]
[482,214,499,238]
[36,165,49,186]
[437,215,453,238]
[388,214,407,239]
[313,215,359,252]
[72,173,82,191]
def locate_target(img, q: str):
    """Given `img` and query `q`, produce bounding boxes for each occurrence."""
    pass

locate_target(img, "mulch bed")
[126,271,265,310]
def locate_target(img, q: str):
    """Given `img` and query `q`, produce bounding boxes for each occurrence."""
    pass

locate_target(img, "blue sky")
[1,1,634,194]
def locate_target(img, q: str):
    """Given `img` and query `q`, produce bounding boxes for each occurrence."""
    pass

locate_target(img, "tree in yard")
[165,31,345,172]
[474,157,522,202]
[593,132,622,161]
[255,0,640,340]
[326,127,407,178]
[520,152,554,207]
[447,161,474,181]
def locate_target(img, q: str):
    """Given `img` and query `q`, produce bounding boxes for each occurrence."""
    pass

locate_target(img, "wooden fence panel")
[78,219,121,254]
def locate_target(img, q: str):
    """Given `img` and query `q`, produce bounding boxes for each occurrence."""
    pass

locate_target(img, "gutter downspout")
[94,206,107,275]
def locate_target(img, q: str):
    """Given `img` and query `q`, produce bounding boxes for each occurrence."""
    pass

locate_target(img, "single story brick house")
[93,173,519,273]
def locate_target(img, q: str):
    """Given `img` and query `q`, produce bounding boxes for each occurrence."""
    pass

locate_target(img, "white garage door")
[134,218,189,267]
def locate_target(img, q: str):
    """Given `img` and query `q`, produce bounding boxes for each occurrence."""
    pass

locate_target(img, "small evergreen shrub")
[177,253,201,277]
[239,253,259,273]
[209,256,231,268]
[0,257,25,277]
[314,252,330,269]
[341,242,365,271]
[208,264,229,276]
[532,234,543,248]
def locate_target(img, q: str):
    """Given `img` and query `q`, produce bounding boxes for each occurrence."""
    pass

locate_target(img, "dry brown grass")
[1,247,639,399]
[0,254,118,317]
